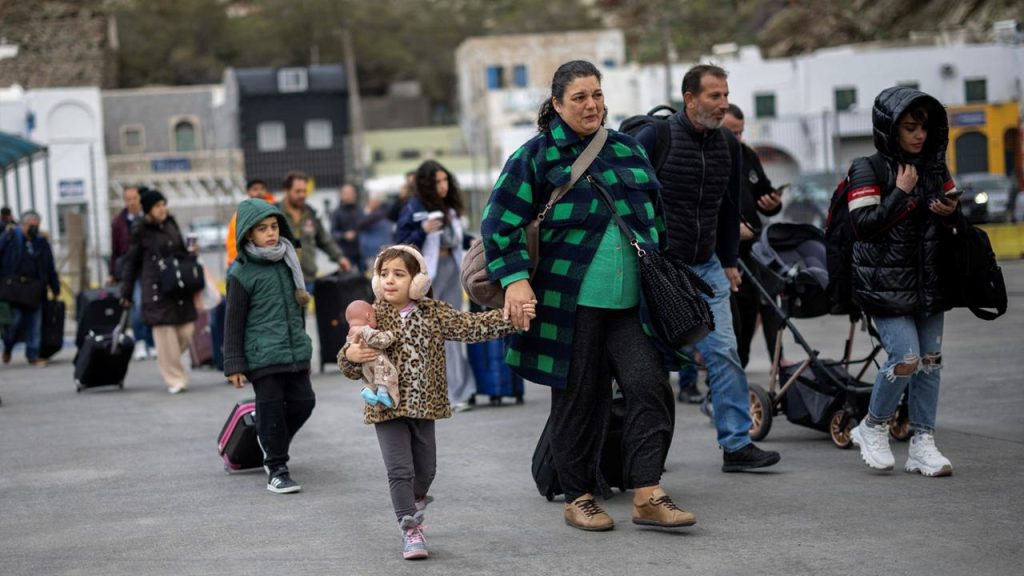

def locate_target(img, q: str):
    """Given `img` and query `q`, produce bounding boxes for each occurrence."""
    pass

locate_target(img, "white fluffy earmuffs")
[371,244,432,301]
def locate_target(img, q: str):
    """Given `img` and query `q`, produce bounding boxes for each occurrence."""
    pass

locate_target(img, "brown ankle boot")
[564,493,615,531]
[632,488,696,527]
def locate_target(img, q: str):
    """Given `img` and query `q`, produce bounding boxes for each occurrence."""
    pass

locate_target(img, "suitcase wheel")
[515,395,524,405]
[489,395,502,406]
[75,381,82,393]
[118,382,125,390]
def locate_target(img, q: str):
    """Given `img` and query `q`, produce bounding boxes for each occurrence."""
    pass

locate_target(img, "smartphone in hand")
[944,188,963,201]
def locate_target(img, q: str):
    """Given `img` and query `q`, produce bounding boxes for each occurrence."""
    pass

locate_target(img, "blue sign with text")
[58,179,85,199]
[950,111,986,127]
[151,158,192,172]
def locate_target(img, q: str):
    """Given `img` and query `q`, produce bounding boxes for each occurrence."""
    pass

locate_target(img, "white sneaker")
[133,343,148,361]
[148,347,158,360]
[906,433,953,477]
[851,421,895,471]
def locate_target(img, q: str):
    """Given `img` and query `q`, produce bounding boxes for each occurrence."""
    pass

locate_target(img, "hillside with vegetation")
[1,0,1020,111]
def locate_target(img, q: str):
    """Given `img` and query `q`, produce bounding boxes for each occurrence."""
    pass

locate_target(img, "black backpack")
[945,222,1007,320]
[619,105,675,172]
[824,154,889,315]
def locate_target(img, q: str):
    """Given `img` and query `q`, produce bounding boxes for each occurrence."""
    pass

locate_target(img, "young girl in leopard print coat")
[338,244,534,560]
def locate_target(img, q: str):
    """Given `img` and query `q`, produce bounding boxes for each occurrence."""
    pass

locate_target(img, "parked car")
[957,173,1017,224]
[188,217,228,252]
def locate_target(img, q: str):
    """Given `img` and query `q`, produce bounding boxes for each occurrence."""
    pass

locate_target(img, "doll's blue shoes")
[376,387,394,408]
[361,387,379,406]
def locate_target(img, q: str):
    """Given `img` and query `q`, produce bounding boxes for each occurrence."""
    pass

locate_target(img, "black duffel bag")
[157,254,205,297]
[0,275,45,310]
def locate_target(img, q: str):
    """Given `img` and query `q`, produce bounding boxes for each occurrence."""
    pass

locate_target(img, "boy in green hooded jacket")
[223,198,315,494]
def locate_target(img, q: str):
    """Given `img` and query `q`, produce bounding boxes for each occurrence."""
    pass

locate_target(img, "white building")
[0,85,109,281]
[456,29,626,169]
[460,25,1024,189]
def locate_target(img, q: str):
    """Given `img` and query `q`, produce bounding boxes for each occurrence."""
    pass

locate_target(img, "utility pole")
[663,22,674,105]
[339,28,365,192]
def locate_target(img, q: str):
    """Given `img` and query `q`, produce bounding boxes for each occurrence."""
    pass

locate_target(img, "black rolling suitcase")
[75,288,121,347]
[314,271,373,372]
[39,299,66,360]
[532,396,627,501]
[74,311,133,392]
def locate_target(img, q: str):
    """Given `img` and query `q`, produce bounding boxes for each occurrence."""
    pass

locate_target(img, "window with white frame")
[965,78,987,104]
[754,93,776,119]
[257,121,286,151]
[278,68,309,93]
[304,119,333,150]
[174,120,197,152]
[834,87,857,112]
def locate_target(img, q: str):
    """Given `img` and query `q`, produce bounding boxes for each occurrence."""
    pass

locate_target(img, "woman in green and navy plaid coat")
[482,60,696,532]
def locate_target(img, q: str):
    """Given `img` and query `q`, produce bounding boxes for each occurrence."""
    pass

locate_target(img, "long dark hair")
[414,159,464,220]
[537,60,603,132]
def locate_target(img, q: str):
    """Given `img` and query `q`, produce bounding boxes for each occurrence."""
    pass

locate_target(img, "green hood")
[233,198,296,262]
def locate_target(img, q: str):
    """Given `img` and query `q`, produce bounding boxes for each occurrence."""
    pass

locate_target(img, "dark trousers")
[252,370,316,472]
[549,306,674,502]
[375,418,437,521]
[732,269,783,368]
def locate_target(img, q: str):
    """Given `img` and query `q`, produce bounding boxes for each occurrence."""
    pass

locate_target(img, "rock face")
[0,1,114,89]
[758,0,1024,58]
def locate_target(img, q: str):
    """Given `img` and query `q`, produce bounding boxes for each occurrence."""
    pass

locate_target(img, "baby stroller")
[738,223,911,449]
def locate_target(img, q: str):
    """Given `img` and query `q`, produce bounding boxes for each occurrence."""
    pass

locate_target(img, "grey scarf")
[244,238,311,305]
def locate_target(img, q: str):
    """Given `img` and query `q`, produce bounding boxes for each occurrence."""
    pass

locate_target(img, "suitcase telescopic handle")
[110,309,131,354]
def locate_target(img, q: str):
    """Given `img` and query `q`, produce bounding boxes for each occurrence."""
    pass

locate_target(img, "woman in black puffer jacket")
[120,189,198,394]
[846,86,962,478]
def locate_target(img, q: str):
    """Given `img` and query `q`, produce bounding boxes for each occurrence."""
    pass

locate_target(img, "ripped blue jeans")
[868,312,944,434]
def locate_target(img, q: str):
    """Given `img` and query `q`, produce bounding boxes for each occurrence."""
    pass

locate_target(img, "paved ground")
[2,261,1022,576]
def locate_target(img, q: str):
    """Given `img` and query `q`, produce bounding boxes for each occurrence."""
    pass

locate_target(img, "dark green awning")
[0,131,45,171]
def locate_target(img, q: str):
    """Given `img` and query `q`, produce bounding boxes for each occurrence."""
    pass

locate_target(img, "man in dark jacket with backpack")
[635,64,780,472]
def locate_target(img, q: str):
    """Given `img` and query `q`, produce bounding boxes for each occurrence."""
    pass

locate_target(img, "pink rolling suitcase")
[217,399,262,472]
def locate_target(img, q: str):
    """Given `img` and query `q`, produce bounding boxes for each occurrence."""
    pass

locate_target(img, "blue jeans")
[677,346,698,388]
[691,256,753,452]
[3,305,43,361]
[132,280,154,348]
[868,313,944,434]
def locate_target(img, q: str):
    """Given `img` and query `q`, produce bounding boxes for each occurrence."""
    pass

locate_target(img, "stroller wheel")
[830,410,857,449]
[748,384,773,441]
[889,403,912,441]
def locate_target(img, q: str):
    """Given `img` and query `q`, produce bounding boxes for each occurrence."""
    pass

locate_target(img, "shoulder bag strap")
[588,174,647,256]
[535,127,608,223]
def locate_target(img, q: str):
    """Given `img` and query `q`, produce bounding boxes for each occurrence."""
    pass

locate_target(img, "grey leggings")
[375,418,437,520]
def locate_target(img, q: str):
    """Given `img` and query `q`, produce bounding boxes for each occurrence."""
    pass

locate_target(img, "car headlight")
[975,192,989,205]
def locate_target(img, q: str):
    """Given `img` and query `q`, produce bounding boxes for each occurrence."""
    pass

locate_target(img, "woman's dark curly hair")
[414,159,464,222]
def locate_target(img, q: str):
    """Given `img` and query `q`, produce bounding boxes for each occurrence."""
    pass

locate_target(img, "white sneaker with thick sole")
[133,343,148,361]
[905,433,953,477]
[850,421,895,471]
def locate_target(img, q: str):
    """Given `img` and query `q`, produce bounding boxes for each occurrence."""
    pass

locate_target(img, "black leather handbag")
[157,254,205,296]
[0,275,45,310]
[591,177,715,348]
